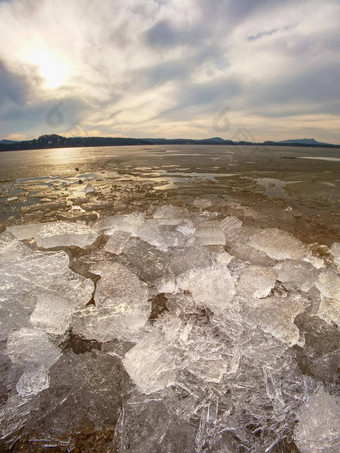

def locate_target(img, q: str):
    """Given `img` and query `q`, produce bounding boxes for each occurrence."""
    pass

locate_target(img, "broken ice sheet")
[241,295,307,346]
[177,264,236,315]
[248,228,307,260]
[72,262,151,342]
[123,329,176,394]
[22,350,130,444]
[294,386,340,453]
[236,265,276,298]
[5,328,61,401]
[114,393,196,453]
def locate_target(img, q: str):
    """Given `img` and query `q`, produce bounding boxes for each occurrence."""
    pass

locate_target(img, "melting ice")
[0,205,339,452]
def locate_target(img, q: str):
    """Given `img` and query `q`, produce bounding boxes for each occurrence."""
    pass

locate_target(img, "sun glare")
[29,50,69,89]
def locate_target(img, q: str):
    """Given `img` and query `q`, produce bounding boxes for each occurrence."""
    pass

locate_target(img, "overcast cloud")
[0,0,339,142]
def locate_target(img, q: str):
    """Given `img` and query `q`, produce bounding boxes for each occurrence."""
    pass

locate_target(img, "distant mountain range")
[0,134,338,151]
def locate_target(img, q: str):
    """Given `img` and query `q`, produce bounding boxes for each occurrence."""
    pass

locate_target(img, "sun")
[29,50,69,89]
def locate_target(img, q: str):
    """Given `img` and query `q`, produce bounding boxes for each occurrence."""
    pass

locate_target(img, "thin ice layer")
[123,330,176,394]
[177,264,236,315]
[248,228,307,260]
[294,386,340,453]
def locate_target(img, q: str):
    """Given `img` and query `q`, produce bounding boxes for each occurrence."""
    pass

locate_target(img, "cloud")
[0,0,339,142]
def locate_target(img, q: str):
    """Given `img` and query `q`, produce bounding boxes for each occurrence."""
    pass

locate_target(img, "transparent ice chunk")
[30,294,79,336]
[152,205,183,222]
[241,295,306,346]
[0,231,31,261]
[330,242,340,270]
[114,394,196,453]
[275,259,318,292]
[219,216,243,240]
[316,269,340,326]
[72,262,151,342]
[16,366,49,397]
[237,265,276,298]
[194,225,226,246]
[123,330,176,394]
[6,223,43,240]
[84,183,95,193]
[248,228,307,260]
[0,249,93,340]
[104,230,131,255]
[294,386,340,453]
[177,265,236,315]
[121,238,170,282]
[168,245,212,276]
[228,242,274,266]
[92,212,145,233]
[136,219,187,250]
[34,221,98,248]
[6,328,61,369]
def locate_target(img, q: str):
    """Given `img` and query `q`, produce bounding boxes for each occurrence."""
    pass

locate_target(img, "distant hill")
[277,138,333,146]
[264,138,335,147]
[0,134,338,151]
[0,139,17,145]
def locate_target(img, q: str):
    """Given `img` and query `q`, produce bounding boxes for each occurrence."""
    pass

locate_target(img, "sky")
[0,0,339,143]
